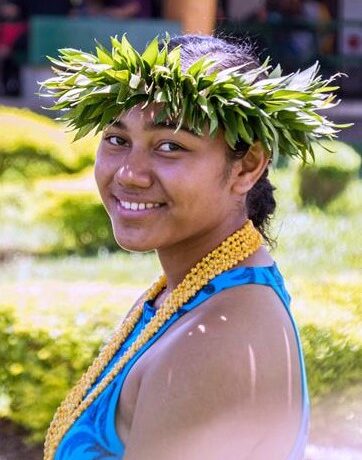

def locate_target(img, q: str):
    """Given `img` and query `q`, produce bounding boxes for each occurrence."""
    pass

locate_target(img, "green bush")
[297,141,361,208]
[35,170,118,255]
[0,105,111,255]
[302,324,362,400]
[0,306,104,443]
[0,181,54,255]
[0,301,361,443]
[0,106,98,181]
[0,169,118,255]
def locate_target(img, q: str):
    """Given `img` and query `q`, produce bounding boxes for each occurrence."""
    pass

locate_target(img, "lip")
[111,196,167,218]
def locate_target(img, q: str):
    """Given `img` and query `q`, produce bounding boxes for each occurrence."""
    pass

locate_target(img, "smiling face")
[94,104,249,255]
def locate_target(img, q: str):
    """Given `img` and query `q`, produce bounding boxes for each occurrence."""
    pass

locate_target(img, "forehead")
[111,103,202,137]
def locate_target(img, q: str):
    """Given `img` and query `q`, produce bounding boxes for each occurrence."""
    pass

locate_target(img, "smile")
[113,197,167,213]
[120,200,163,210]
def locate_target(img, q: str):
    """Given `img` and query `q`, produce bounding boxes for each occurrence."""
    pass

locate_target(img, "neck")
[156,217,249,292]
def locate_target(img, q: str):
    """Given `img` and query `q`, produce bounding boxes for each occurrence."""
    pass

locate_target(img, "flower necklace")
[44,219,263,460]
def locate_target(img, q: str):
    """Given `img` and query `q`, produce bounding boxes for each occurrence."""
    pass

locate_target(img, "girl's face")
[95,104,247,253]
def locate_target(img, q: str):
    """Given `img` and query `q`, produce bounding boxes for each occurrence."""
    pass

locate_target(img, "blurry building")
[226,0,264,21]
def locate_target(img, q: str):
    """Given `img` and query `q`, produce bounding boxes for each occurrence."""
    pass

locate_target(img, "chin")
[114,233,156,253]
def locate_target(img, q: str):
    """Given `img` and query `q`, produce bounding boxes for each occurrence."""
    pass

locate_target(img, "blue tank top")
[54,263,310,459]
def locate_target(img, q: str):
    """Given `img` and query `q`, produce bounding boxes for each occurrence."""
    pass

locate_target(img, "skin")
[95,104,303,459]
[95,104,270,290]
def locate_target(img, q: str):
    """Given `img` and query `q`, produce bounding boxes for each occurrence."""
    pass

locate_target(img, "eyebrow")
[109,119,199,137]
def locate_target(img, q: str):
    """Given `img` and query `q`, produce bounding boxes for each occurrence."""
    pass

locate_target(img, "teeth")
[120,200,163,211]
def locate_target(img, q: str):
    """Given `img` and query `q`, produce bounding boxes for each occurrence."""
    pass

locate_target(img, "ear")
[230,141,270,195]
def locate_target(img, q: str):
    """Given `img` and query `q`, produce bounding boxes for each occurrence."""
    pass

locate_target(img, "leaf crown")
[40,34,350,163]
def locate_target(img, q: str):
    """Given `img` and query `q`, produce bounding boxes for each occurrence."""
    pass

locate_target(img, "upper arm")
[124,285,304,460]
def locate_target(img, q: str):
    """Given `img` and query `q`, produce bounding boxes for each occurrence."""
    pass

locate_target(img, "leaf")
[167,46,181,68]
[268,64,282,79]
[197,95,209,116]
[314,85,340,93]
[122,40,141,74]
[95,42,113,65]
[288,61,320,91]
[41,33,349,154]
[272,90,307,99]
[232,97,253,109]
[224,126,237,148]
[156,47,167,66]
[224,110,239,138]
[129,73,141,89]
[88,100,111,119]
[73,123,96,141]
[216,63,251,80]
[74,74,93,87]
[236,116,253,144]
[47,56,80,72]
[141,36,159,67]
[83,62,112,72]
[116,83,130,103]
[209,113,219,136]
[123,93,148,111]
[198,76,215,91]
[154,88,168,103]
[105,69,129,83]
[186,56,214,78]
[154,65,171,75]
[111,35,122,50]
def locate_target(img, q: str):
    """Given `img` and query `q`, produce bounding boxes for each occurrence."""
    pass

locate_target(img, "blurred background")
[0,1,361,459]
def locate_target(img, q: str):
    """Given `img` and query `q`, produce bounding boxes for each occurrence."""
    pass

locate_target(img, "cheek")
[94,154,113,191]
[173,171,227,214]
[94,165,105,204]
[94,159,103,189]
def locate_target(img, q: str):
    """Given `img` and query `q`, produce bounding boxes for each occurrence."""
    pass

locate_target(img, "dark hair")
[168,35,276,244]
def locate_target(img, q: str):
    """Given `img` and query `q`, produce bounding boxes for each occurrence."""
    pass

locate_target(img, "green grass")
[1,251,160,285]
[269,168,362,275]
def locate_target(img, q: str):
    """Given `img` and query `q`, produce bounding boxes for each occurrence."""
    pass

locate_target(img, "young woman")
[41,34,344,459]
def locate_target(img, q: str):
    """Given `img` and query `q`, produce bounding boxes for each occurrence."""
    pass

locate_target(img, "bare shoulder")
[163,284,302,405]
[193,282,293,336]
[203,283,298,352]
[124,284,304,460]
[161,283,299,365]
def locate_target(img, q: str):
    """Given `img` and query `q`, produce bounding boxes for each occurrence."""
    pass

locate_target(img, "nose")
[115,146,153,189]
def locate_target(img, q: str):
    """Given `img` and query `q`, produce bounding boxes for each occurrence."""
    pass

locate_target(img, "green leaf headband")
[40,34,350,163]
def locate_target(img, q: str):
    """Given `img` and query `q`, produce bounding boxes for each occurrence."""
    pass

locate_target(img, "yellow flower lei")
[44,219,262,459]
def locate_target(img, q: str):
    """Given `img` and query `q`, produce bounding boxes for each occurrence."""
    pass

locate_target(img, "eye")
[157,142,183,153]
[106,135,128,147]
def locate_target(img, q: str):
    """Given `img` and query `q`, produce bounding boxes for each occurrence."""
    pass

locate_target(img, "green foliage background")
[0,106,361,445]
[0,106,97,180]
[297,140,361,207]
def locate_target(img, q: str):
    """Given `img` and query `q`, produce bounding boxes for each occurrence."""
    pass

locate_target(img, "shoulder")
[162,283,300,402]
[162,282,303,415]
[125,283,304,459]
[178,282,296,356]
